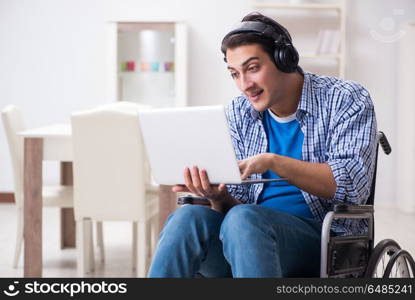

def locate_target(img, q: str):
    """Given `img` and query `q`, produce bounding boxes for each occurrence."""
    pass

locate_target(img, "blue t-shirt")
[258,109,313,219]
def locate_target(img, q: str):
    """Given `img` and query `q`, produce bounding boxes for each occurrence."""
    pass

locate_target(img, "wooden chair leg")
[96,221,105,263]
[76,219,95,277]
[13,210,24,268]
[135,220,149,277]
[150,215,159,257]
[132,222,137,271]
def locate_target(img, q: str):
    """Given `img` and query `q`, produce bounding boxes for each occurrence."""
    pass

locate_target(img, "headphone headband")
[222,21,285,44]
[222,20,299,73]
[222,21,293,45]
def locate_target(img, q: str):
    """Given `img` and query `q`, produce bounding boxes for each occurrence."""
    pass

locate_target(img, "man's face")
[226,44,283,112]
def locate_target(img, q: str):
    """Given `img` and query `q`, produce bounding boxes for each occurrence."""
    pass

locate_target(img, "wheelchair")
[321,132,415,278]
[177,131,415,278]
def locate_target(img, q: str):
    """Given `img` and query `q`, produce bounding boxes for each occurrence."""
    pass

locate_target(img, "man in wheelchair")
[148,12,413,278]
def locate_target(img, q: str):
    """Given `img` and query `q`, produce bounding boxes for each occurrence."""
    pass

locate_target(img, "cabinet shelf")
[251,0,346,78]
[118,71,175,75]
[252,2,342,11]
[301,53,341,59]
[106,21,187,107]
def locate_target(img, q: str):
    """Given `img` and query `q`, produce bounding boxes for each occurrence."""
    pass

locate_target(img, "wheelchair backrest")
[366,131,391,205]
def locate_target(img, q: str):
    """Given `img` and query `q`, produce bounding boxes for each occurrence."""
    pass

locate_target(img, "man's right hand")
[172,166,240,213]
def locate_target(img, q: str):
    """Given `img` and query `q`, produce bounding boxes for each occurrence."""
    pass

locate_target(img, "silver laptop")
[137,105,287,185]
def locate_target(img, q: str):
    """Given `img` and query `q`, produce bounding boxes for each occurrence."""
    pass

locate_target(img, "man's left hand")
[238,153,275,179]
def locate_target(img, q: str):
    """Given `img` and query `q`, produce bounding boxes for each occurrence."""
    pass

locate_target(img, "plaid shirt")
[225,71,377,235]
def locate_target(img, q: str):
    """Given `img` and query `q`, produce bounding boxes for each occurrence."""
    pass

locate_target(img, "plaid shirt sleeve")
[326,84,378,205]
[224,99,250,203]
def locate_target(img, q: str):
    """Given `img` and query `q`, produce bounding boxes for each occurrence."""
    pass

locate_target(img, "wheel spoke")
[364,240,415,278]
[395,261,399,277]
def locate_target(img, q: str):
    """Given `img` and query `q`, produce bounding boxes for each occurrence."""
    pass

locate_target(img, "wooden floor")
[0,202,414,277]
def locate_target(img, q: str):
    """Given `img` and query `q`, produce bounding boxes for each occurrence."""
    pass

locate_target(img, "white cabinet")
[106,21,188,107]
[251,0,346,78]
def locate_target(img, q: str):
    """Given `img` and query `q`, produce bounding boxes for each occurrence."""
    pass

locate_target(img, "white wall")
[1,0,414,208]
[346,0,415,206]
[0,0,250,190]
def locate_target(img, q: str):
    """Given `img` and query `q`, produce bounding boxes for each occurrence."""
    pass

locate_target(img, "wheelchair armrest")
[333,204,374,214]
[321,204,374,277]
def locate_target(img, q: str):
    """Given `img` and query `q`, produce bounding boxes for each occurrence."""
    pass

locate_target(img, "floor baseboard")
[0,193,15,203]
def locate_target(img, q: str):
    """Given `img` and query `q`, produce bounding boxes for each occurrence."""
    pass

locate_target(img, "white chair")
[71,108,158,277]
[1,105,104,268]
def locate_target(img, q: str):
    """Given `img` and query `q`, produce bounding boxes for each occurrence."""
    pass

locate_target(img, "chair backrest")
[71,108,149,222]
[1,105,25,208]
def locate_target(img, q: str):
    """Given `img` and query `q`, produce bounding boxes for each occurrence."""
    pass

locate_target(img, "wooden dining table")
[19,123,177,277]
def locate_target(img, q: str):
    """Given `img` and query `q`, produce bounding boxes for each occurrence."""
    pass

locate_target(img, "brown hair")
[221,12,293,65]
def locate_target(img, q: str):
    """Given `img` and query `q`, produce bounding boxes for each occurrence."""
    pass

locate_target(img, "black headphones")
[222,21,299,73]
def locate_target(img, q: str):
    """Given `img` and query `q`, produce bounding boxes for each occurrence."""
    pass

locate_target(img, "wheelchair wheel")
[382,249,415,278]
[364,239,401,278]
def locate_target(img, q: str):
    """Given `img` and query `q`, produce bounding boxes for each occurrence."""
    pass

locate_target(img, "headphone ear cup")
[286,44,299,72]
[274,43,299,73]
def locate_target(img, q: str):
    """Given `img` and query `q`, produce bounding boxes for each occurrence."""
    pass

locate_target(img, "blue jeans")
[148,204,322,278]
